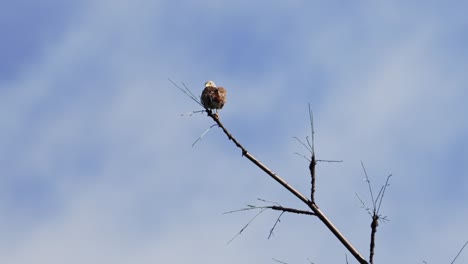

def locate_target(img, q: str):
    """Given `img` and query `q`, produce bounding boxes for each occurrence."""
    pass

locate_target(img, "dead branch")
[168,78,203,107]
[310,153,317,204]
[268,211,285,239]
[358,162,392,264]
[206,110,368,264]
[172,82,368,263]
[272,258,288,264]
[369,214,379,264]
[226,207,267,244]
[308,104,316,204]
[224,201,316,242]
[192,124,217,147]
[223,204,315,216]
[317,159,343,163]
[450,240,468,264]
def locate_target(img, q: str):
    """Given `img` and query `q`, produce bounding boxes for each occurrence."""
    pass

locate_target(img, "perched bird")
[201,81,227,112]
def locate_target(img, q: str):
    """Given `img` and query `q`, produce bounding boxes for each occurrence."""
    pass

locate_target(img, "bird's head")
[205,80,217,88]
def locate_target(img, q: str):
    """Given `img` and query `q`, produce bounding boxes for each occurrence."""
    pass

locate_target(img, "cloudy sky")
[1,1,467,263]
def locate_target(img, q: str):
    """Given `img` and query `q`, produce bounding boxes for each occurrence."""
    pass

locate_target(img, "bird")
[201,81,227,113]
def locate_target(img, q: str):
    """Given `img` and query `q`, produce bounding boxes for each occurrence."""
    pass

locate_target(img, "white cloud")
[1,0,467,263]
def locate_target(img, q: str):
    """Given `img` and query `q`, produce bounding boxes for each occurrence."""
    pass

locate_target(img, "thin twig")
[358,163,392,264]
[223,205,264,214]
[226,208,267,244]
[361,161,376,209]
[223,204,315,216]
[268,211,285,239]
[270,206,315,215]
[308,103,315,154]
[376,174,392,214]
[192,124,218,147]
[317,159,343,163]
[257,198,281,206]
[450,240,468,264]
[308,105,317,205]
[180,110,206,117]
[181,82,200,102]
[272,258,288,264]
[293,137,312,153]
[224,202,314,241]
[294,152,311,162]
[169,78,203,107]
[355,193,372,217]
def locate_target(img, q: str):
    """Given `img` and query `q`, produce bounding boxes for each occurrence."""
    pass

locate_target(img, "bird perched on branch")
[201,80,226,113]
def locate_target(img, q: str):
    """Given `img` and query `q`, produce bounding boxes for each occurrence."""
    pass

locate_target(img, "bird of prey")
[201,81,227,113]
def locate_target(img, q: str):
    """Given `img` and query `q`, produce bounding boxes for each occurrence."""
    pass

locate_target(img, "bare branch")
[181,81,200,102]
[224,203,315,217]
[308,104,317,205]
[268,211,285,239]
[355,193,372,217]
[204,111,368,263]
[357,164,392,264]
[257,198,281,206]
[192,124,218,147]
[294,152,311,162]
[293,137,313,153]
[180,110,206,117]
[369,214,379,264]
[222,205,263,214]
[169,78,203,107]
[316,159,343,163]
[270,206,315,216]
[226,208,267,244]
[376,174,392,214]
[272,258,288,264]
[308,103,315,154]
[450,240,468,264]
[361,161,376,209]
[175,87,369,263]
[310,153,316,204]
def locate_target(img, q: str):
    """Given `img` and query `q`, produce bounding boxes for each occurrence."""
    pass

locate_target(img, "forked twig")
[168,78,203,107]
[293,137,313,154]
[358,162,392,264]
[224,200,316,241]
[226,208,267,244]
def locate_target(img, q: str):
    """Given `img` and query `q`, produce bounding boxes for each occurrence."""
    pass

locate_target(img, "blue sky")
[1,1,468,263]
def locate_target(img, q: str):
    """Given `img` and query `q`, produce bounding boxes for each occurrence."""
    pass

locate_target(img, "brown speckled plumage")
[201,81,227,111]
